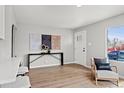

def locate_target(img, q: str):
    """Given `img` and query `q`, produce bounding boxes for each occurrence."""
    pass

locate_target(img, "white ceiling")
[13,5,124,29]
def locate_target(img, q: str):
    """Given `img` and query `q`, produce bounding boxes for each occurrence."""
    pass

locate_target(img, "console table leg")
[61,53,63,66]
[28,54,30,70]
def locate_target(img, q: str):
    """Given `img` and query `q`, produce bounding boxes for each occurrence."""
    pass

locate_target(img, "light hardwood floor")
[29,64,124,88]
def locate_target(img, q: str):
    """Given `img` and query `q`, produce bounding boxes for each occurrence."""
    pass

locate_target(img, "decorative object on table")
[45,46,50,53]
[45,45,49,50]
[47,48,51,53]
[41,44,46,50]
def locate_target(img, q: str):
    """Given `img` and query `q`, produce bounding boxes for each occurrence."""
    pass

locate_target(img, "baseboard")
[30,61,76,69]
[64,61,76,64]
[119,75,124,79]
[31,63,60,68]
[84,65,91,69]
[73,61,91,69]
[30,61,92,69]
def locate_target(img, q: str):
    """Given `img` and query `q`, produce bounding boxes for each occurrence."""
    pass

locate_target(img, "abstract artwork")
[42,34,51,49]
[52,35,61,50]
[30,33,41,51]
[30,34,61,50]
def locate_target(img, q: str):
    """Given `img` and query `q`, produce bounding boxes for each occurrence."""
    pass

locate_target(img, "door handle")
[83,48,85,52]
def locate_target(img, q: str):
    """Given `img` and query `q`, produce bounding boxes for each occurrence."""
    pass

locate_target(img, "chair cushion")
[94,58,112,71]
[1,76,31,88]
[96,62,112,71]
[97,70,119,79]
[94,58,107,63]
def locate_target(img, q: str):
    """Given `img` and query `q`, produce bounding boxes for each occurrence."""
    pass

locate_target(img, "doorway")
[74,31,87,67]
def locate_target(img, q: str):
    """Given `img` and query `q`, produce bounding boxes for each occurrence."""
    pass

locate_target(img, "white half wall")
[0,6,16,62]
[110,60,124,78]
[15,24,74,67]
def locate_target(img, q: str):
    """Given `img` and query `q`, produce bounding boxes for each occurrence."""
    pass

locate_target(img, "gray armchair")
[91,57,119,86]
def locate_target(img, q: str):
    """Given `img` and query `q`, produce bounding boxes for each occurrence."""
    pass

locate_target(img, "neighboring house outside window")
[107,26,124,61]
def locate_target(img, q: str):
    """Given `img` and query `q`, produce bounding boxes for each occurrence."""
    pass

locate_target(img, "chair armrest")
[110,66,118,73]
[91,64,96,72]
[91,64,97,79]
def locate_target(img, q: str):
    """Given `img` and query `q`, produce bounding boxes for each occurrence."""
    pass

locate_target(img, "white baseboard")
[84,65,91,69]
[74,61,91,69]
[31,63,60,68]
[119,75,124,79]
[31,61,76,69]
[64,61,76,64]
[30,61,92,69]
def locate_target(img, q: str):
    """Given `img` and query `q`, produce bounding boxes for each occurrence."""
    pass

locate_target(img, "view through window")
[107,26,124,61]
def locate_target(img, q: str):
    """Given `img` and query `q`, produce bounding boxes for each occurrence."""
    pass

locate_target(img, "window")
[107,26,124,61]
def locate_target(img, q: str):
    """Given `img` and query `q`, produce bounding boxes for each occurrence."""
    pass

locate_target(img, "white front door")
[74,31,87,67]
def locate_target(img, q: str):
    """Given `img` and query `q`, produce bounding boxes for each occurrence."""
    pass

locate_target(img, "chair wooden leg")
[117,79,119,86]
[95,78,98,86]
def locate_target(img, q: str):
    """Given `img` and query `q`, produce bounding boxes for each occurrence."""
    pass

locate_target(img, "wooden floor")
[29,64,124,88]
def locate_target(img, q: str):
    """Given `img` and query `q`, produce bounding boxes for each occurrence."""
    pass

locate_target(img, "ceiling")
[13,5,124,29]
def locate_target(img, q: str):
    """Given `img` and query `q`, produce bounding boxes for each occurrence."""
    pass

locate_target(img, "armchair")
[91,57,119,86]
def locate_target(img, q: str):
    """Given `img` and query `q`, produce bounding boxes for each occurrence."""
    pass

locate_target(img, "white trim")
[30,61,76,68]
[119,75,124,79]
[74,61,91,69]
[64,61,76,64]
[85,65,91,69]
[81,64,91,69]
[30,63,60,68]
[105,27,108,58]
[30,61,91,69]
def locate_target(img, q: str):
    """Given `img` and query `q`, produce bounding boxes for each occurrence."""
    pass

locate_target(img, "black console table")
[28,52,64,69]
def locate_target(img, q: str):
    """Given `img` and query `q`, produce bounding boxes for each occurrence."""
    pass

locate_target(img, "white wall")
[15,24,74,67]
[74,14,124,76]
[0,6,16,62]
[74,14,124,66]
[0,6,5,39]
